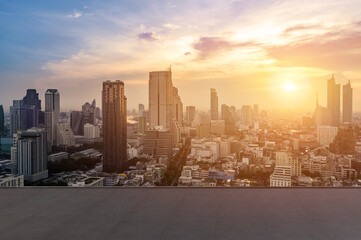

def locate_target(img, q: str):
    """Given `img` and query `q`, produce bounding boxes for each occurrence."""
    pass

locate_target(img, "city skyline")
[1,0,361,112]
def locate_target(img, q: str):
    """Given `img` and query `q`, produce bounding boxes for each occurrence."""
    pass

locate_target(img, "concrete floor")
[0,188,360,240]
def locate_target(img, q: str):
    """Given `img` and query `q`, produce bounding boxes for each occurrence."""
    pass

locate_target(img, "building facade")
[149,70,173,129]
[45,89,60,147]
[102,80,127,172]
[57,123,75,147]
[210,88,218,120]
[12,128,48,182]
[342,80,352,123]
[327,75,340,126]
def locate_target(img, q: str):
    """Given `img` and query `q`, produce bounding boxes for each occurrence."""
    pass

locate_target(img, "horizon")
[1,0,361,112]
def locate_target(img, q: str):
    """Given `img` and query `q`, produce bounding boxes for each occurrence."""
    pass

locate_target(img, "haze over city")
[2,0,361,111]
[2,1,361,239]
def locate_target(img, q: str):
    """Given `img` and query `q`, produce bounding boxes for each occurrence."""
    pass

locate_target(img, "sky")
[1,0,361,113]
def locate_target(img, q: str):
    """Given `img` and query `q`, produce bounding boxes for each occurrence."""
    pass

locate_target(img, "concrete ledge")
[0,188,360,240]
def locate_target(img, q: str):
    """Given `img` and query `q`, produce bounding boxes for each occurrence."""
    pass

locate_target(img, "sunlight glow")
[283,83,296,92]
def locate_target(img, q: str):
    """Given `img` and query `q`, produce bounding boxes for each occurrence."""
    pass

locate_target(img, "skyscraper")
[317,125,338,147]
[0,105,4,134]
[10,100,27,136]
[253,104,259,121]
[327,74,340,126]
[314,92,331,126]
[210,88,218,120]
[23,89,41,128]
[342,80,352,123]
[70,111,83,135]
[220,104,236,135]
[329,124,355,154]
[149,70,173,129]
[172,86,183,126]
[45,89,60,147]
[23,89,41,110]
[138,104,145,117]
[102,80,127,172]
[57,123,75,147]
[82,100,96,126]
[241,105,254,127]
[143,129,173,161]
[186,106,196,124]
[12,128,48,182]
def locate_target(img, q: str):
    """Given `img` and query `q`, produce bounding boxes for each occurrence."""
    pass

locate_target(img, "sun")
[283,83,296,92]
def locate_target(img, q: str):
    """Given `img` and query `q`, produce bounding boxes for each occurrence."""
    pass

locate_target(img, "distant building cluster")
[1,72,361,188]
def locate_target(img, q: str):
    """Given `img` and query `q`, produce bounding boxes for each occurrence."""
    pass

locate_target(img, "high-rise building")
[329,124,355,154]
[221,104,237,135]
[138,116,146,134]
[241,105,254,127]
[210,120,225,136]
[253,104,259,121]
[84,123,100,139]
[221,104,227,120]
[12,128,48,182]
[172,87,183,126]
[230,106,236,120]
[45,89,60,147]
[82,100,96,126]
[186,106,196,124]
[139,104,145,117]
[342,80,352,123]
[138,104,146,134]
[102,80,127,172]
[210,88,218,120]
[314,93,331,126]
[327,74,340,126]
[10,100,27,136]
[95,107,101,120]
[149,70,173,129]
[70,111,83,135]
[0,105,5,134]
[23,89,41,128]
[196,124,210,139]
[23,89,41,110]
[143,129,172,161]
[317,126,338,147]
[193,112,210,128]
[57,123,75,147]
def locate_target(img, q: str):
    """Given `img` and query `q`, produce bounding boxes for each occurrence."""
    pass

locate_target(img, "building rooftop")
[0,188,360,239]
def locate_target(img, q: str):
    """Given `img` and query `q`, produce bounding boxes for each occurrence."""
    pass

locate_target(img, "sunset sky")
[1,0,361,112]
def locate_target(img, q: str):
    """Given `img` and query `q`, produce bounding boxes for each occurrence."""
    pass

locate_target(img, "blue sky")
[1,0,361,112]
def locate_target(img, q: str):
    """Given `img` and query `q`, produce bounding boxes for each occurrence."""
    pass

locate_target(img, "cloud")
[184,52,191,56]
[137,32,160,41]
[67,11,82,18]
[163,23,180,29]
[139,24,146,31]
[192,36,256,58]
[268,29,361,71]
[283,24,320,35]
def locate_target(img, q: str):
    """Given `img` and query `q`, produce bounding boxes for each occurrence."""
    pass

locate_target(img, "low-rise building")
[0,174,24,187]
[48,152,69,162]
